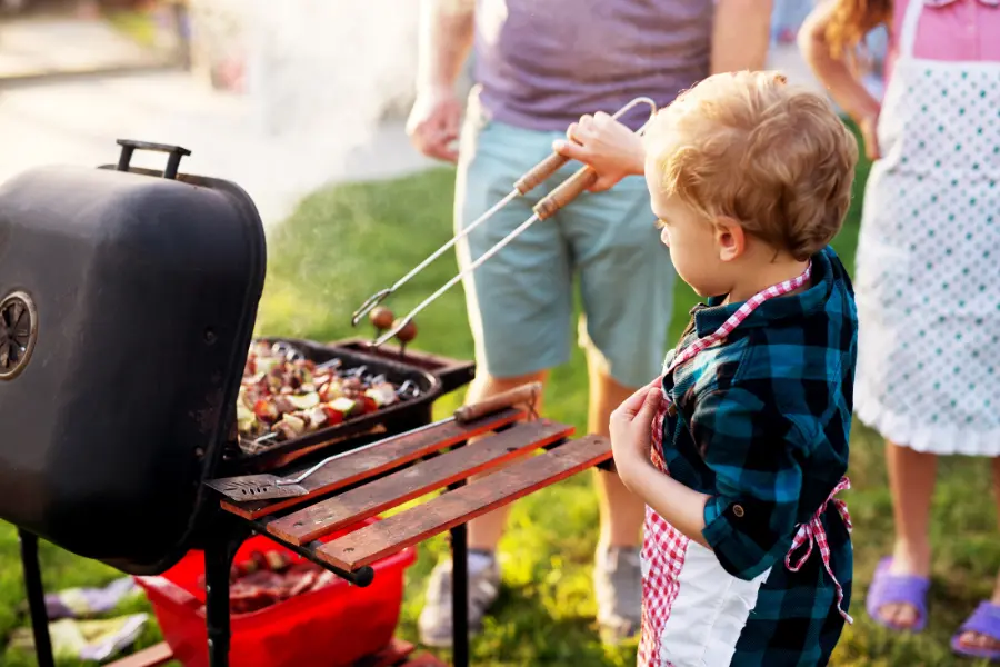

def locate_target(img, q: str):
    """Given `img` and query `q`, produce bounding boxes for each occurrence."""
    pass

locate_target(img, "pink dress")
[886,0,1000,82]
[854,0,1000,456]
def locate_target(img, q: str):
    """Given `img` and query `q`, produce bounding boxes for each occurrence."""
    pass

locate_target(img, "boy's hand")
[609,377,662,485]
[551,112,645,192]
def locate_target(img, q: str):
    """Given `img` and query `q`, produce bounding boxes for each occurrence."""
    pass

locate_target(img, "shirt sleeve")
[690,384,813,581]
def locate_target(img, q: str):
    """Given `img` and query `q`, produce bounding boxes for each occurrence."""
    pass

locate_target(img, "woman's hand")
[551,112,646,192]
[858,110,880,161]
[609,377,662,486]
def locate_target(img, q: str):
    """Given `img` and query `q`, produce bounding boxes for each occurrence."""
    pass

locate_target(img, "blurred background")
[0,0,885,228]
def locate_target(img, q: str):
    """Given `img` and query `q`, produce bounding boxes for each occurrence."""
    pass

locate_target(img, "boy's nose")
[660,228,670,247]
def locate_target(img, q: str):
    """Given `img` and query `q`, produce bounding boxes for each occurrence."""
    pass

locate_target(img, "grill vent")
[0,291,37,380]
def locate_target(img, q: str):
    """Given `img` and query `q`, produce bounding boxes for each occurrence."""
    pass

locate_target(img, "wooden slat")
[221,408,524,520]
[268,419,574,545]
[316,435,611,570]
[105,643,173,667]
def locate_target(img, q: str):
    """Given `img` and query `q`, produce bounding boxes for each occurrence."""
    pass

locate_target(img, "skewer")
[368,99,659,348]
[351,97,659,328]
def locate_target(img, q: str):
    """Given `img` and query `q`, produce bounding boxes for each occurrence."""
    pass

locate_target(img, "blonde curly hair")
[645,70,859,261]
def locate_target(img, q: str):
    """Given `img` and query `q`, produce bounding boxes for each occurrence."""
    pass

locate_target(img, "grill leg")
[448,473,470,667]
[19,530,55,667]
[204,538,239,667]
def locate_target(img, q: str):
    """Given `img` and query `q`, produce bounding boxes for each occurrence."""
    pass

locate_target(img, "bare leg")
[588,349,644,549]
[465,370,548,551]
[878,439,938,628]
[588,349,646,645]
[957,457,1000,651]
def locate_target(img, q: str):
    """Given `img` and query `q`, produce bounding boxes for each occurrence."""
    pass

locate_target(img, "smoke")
[178,0,430,227]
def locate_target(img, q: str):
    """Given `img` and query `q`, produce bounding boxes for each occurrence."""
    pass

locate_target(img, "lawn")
[1,127,998,666]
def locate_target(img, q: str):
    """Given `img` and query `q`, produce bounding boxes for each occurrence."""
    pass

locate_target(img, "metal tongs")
[352,97,659,346]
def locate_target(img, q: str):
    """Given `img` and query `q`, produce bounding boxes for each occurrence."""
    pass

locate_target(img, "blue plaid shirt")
[659,246,857,666]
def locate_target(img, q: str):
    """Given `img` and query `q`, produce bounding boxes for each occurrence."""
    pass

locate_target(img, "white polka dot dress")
[853,0,1000,456]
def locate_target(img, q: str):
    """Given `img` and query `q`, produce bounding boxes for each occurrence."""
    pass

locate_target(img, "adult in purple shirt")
[406,0,773,647]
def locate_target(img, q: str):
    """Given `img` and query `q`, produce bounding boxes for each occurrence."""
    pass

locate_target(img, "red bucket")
[134,518,415,667]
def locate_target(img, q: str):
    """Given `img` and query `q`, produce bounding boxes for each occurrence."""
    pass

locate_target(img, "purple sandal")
[951,601,1000,662]
[865,557,930,632]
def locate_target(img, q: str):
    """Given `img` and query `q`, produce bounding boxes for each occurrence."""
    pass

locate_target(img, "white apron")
[853,0,1000,456]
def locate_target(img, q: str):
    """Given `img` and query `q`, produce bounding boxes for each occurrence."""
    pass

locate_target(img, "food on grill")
[236,340,407,445]
[393,318,418,343]
[369,306,394,330]
[197,549,338,615]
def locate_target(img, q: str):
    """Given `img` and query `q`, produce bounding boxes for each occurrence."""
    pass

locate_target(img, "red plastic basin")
[134,518,415,667]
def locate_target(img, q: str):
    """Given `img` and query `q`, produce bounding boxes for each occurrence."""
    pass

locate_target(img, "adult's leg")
[418,97,574,647]
[587,349,646,551]
[875,440,938,628]
[465,369,548,550]
[955,457,1000,652]
[563,170,675,643]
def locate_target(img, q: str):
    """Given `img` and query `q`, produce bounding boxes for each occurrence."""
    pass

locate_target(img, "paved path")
[0,16,171,78]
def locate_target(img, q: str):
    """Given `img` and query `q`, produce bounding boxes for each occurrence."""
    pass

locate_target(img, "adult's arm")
[798,2,881,128]
[416,0,476,94]
[711,0,774,74]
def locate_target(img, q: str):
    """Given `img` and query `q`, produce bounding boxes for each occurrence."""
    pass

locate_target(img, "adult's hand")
[858,110,881,161]
[407,88,463,163]
[551,112,646,192]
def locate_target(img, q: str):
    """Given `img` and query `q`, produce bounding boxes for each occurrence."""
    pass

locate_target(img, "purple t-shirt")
[472,0,714,131]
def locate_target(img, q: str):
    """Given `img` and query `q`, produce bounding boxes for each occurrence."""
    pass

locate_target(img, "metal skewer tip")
[351,288,392,326]
[353,97,659,341]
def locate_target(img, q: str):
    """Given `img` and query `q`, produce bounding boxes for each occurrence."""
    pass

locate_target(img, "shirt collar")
[924,0,998,8]
[692,248,835,337]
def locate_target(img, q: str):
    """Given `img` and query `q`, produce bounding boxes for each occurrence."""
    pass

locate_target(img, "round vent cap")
[0,291,37,380]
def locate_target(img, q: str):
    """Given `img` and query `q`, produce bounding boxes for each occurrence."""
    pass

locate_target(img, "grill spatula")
[206,382,542,503]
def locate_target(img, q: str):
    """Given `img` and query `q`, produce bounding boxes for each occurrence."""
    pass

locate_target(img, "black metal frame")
[17,430,609,667]
[18,467,475,667]
[19,531,54,667]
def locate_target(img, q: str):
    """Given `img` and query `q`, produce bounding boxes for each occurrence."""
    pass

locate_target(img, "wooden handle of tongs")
[532,166,599,221]
[454,381,543,424]
[514,152,570,195]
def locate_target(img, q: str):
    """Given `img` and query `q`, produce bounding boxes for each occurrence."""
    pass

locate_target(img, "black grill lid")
[0,140,267,574]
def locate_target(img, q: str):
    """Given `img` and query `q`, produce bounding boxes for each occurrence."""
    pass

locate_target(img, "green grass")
[1,124,998,666]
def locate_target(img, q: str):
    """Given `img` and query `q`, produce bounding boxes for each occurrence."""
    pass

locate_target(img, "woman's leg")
[876,440,938,627]
[956,457,1000,651]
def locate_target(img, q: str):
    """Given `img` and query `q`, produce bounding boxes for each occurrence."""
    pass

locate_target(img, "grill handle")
[115,139,192,180]
[454,381,542,424]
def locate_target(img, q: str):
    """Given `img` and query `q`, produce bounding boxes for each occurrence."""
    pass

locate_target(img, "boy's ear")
[714,217,746,262]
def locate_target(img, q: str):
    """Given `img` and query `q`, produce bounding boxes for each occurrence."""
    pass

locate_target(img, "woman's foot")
[867,545,932,630]
[953,588,1000,658]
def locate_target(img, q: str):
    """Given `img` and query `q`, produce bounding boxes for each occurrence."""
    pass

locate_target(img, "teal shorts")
[454,95,676,389]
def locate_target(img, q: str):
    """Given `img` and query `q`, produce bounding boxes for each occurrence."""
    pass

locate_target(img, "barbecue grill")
[0,139,617,667]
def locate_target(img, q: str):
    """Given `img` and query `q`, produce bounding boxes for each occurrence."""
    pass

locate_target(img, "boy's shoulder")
[672,246,857,418]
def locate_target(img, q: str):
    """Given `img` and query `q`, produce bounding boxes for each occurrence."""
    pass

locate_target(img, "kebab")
[236,340,403,445]
[351,97,659,345]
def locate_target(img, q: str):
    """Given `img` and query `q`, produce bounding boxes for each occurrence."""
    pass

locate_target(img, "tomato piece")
[321,406,344,425]
[358,395,378,415]
[253,398,278,421]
